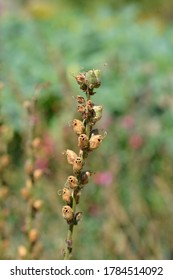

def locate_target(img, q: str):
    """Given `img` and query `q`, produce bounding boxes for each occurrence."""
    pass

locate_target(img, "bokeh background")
[1,0,173,260]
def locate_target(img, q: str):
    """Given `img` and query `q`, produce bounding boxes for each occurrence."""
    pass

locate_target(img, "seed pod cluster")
[61,69,106,259]
[75,69,101,92]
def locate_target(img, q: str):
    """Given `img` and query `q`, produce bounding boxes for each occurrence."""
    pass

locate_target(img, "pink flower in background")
[121,115,135,130]
[93,171,113,186]
[88,205,101,217]
[42,134,56,156]
[129,134,144,150]
[35,158,48,171]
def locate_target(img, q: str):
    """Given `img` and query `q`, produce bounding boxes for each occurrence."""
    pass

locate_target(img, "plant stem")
[63,91,91,260]
[64,190,77,260]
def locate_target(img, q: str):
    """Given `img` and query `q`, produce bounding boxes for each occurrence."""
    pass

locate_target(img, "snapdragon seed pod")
[89,135,103,150]
[85,69,101,89]
[64,149,77,165]
[92,105,103,123]
[73,157,83,173]
[62,206,74,222]
[66,176,79,189]
[86,100,94,111]
[93,69,101,88]
[75,73,86,86]
[29,229,39,244]
[77,95,85,104]
[80,171,92,184]
[72,119,85,135]
[75,212,82,224]
[78,134,89,149]
[18,245,27,259]
[62,187,71,204]
[78,105,85,113]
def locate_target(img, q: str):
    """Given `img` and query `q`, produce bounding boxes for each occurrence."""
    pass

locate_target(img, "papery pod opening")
[66,176,79,189]
[64,149,77,165]
[78,134,89,150]
[89,135,103,150]
[62,205,74,222]
[72,119,85,135]
[73,157,83,173]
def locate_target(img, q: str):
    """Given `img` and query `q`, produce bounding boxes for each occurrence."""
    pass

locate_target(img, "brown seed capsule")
[72,119,85,135]
[80,171,92,184]
[77,95,85,104]
[21,187,31,201]
[86,100,94,111]
[73,157,83,173]
[75,73,86,86]
[66,176,79,189]
[85,69,101,89]
[89,135,103,150]
[62,187,71,204]
[75,212,83,224]
[33,169,43,180]
[29,229,39,244]
[0,186,9,200]
[62,205,74,222]
[25,159,34,175]
[92,105,103,123]
[18,245,27,259]
[77,105,85,113]
[78,134,89,149]
[32,199,43,211]
[64,149,77,165]
[0,155,10,169]
[32,137,41,149]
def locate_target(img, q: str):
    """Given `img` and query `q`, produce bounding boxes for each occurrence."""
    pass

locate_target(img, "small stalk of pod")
[61,69,105,260]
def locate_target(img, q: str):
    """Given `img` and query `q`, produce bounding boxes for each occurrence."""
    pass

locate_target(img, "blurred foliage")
[1,0,173,259]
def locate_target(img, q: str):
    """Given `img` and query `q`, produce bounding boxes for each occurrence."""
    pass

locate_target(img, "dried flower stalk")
[0,85,12,258]
[20,94,43,259]
[61,69,105,259]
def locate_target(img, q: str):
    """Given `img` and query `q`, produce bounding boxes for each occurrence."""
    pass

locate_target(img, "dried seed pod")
[74,212,82,224]
[80,171,92,184]
[76,95,85,104]
[29,229,39,244]
[32,199,43,211]
[73,157,83,173]
[64,149,77,165]
[72,119,85,135]
[66,176,79,189]
[0,155,10,169]
[86,100,94,111]
[0,186,9,200]
[89,135,103,150]
[33,169,43,180]
[62,187,71,204]
[25,159,34,175]
[85,69,101,89]
[78,105,85,113]
[18,245,27,259]
[75,73,86,86]
[92,105,103,123]
[32,137,41,149]
[21,187,31,201]
[78,134,89,149]
[62,206,74,222]
[93,69,101,88]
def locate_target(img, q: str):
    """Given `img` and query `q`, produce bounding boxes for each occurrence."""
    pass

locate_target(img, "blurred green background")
[1,0,173,260]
